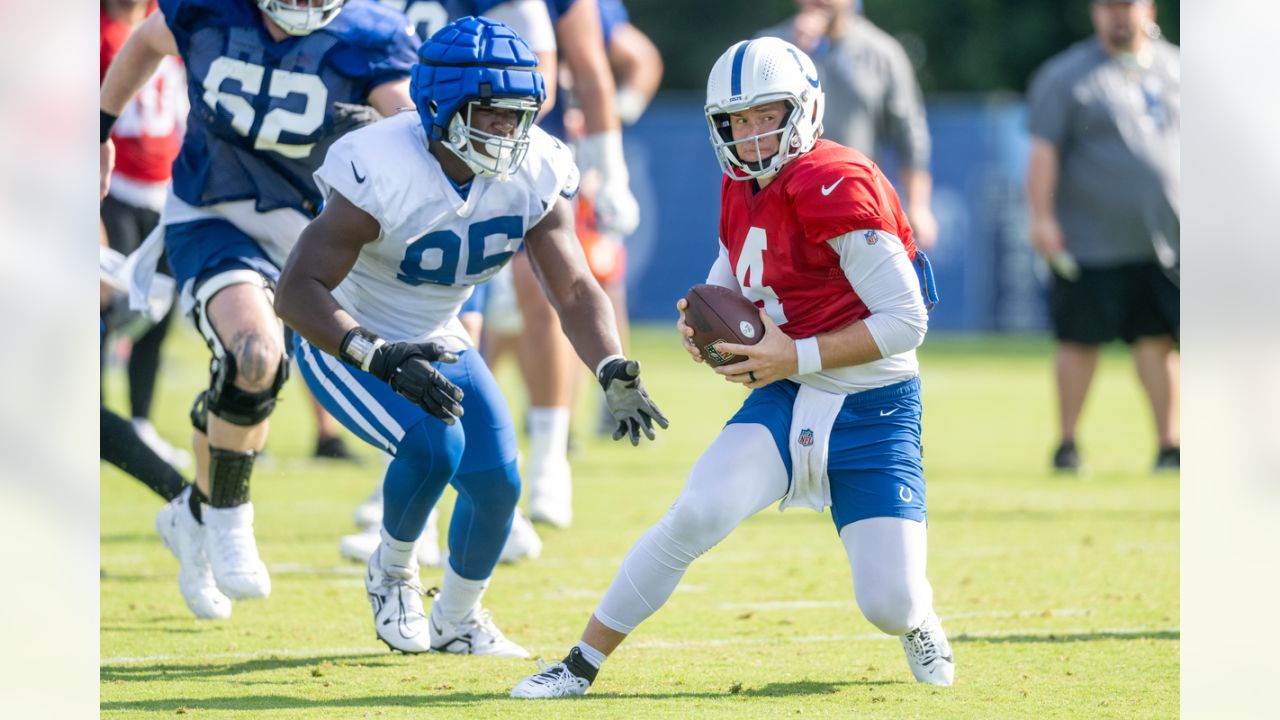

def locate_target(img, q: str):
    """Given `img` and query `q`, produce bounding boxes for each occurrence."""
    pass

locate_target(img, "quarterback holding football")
[512,36,952,698]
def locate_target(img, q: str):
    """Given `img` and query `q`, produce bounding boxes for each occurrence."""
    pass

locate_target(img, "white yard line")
[100,625,1178,666]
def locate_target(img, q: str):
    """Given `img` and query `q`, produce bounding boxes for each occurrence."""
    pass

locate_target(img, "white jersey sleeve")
[706,241,740,290]
[828,230,928,357]
[313,112,417,231]
[521,125,580,227]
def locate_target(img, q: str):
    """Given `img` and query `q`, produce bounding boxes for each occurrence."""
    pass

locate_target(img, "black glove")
[369,341,465,425]
[598,357,669,446]
[330,102,383,136]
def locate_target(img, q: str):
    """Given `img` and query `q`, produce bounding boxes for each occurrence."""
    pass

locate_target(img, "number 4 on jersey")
[735,227,787,325]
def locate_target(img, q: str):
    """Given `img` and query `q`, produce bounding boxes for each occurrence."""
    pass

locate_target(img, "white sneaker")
[132,418,194,471]
[428,602,530,657]
[366,547,433,653]
[511,660,592,698]
[900,611,955,686]
[352,483,383,528]
[528,461,573,528]
[340,511,441,567]
[154,487,231,620]
[203,503,271,600]
[499,509,543,564]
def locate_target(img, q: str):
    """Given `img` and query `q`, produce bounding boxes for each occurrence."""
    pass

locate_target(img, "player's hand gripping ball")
[682,284,765,367]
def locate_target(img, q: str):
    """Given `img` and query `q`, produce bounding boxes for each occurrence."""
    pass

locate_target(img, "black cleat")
[315,435,359,462]
[1052,441,1081,474]
[1154,446,1179,472]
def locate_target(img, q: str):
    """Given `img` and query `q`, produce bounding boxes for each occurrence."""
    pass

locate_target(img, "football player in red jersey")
[512,37,952,699]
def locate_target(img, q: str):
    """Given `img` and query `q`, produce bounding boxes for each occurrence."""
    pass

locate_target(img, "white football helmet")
[705,38,825,181]
[257,0,344,37]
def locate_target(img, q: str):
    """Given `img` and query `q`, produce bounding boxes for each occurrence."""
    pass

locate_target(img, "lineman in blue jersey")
[274,16,667,655]
[99,0,417,620]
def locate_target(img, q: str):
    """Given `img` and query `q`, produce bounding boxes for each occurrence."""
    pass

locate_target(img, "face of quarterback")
[1090,0,1155,54]
[728,101,788,163]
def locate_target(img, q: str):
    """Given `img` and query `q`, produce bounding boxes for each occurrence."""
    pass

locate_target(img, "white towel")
[121,225,167,314]
[779,383,845,513]
[102,241,176,325]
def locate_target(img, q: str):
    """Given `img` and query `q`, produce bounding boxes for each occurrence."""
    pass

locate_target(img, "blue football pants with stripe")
[294,336,520,581]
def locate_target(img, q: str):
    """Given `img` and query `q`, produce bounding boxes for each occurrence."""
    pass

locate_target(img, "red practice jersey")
[718,140,916,340]
[101,3,184,185]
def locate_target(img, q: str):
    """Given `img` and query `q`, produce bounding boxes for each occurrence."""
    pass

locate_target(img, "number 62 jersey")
[313,112,580,349]
[160,0,416,215]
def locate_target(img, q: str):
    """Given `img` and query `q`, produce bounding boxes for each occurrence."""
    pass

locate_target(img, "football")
[683,284,765,366]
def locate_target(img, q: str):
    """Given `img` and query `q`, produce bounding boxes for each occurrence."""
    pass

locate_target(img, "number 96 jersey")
[313,113,579,348]
[160,0,416,215]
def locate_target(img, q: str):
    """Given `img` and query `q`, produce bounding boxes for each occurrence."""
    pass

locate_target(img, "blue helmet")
[411,16,546,178]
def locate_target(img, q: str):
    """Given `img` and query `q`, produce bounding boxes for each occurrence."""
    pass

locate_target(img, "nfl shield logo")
[864,230,878,245]
[798,428,814,447]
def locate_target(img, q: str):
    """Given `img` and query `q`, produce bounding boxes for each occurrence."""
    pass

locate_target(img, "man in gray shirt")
[1026,0,1179,473]
[758,0,938,249]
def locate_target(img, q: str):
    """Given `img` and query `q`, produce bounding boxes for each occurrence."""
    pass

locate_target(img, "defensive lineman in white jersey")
[274,16,667,655]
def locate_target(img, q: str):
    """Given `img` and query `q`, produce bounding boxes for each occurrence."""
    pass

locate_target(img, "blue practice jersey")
[161,0,416,214]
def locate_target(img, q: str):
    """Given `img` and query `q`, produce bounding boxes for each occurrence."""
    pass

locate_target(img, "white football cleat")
[510,660,592,698]
[528,460,573,528]
[203,503,271,600]
[428,602,530,657]
[366,547,433,653]
[499,509,543,564]
[154,487,231,620]
[352,483,383,528]
[900,611,955,686]
[341,511,441,567]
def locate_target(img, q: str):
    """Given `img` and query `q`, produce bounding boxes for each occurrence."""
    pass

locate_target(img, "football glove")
[598,357,668,446]
[369,341,465,425]
[330,102,383,136]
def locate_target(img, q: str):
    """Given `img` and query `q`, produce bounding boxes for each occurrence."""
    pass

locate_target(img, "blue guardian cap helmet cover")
[411,16,546,179]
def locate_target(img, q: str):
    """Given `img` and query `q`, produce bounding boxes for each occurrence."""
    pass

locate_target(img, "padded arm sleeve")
[829,230,927,357]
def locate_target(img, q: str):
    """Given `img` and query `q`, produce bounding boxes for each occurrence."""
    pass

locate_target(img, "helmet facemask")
[442,96,541,180]
[707,94,807,182]
[257,0,344,37]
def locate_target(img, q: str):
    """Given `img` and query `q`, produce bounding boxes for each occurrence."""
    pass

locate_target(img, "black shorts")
[1050,262,1179,345]
[101,195,170,274]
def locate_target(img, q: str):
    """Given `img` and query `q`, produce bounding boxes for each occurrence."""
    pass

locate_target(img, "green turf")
[101,326,1178,718]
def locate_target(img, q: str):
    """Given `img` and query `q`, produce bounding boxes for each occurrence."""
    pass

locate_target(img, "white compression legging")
[594,423,934,637]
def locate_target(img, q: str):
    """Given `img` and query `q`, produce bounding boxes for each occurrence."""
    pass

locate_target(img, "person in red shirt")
[511,37,952,699]
[100,0,187,466]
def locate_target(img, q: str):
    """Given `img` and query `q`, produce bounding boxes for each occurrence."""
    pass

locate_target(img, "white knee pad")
[841,517,933,636]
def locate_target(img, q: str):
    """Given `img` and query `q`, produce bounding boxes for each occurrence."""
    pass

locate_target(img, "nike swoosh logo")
[351,161,367,184]
[880,408,898,416]
[821,178,844,196]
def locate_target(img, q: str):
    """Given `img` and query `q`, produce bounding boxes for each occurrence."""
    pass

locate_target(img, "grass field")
[101,325,1178,719]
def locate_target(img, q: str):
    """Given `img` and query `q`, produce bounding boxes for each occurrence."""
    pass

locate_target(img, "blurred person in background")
[1026,0,1179,473]
[758,0,937,250]
[486,0,641,533]
[100,0,190,470]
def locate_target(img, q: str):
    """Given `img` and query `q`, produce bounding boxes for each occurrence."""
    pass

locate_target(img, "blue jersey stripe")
[729,41,750,97]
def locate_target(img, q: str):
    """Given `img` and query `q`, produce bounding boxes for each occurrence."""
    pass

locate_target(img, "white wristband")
[595,353,626,380]
[795,337,822,376]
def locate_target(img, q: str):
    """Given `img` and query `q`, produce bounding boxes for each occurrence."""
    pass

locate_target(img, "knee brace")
[191,270,290,427]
